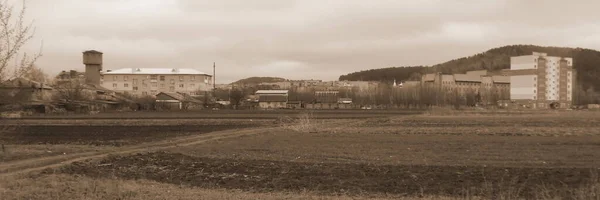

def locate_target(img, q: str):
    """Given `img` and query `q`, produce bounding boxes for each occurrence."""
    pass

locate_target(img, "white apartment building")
[101,68,213,96]
[507,52,574,108]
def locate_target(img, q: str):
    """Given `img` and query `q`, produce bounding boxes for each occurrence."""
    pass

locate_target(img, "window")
[160,76,165,81]
[142,79,146,84]
[113,76,117,81]
[169,86,175,91]
[533,89,536,93]
[179,84,184,88]
[160,84,165,88]
[179,76,184,81]
[151,90,157,94]
[112,83,117,88]
[133,79,138,85]
[142,91,148,96]
[534,77,537,81]
[151,83,157,87]
[124,76,128,81]
[124,83,129,87]
[191,76,195,80]
[170,79,175,84]
[150,75,158,80]
[133,86,138,91]
[534,65,537,68]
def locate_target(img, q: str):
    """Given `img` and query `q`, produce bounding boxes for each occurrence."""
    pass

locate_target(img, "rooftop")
[103,68,209,75]
[255,90,289,94]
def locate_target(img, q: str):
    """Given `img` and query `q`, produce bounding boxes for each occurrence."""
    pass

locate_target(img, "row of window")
[112,83,197,88]
[111,75,209,82]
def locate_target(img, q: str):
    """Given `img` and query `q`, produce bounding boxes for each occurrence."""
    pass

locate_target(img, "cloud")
[16,0,600,83]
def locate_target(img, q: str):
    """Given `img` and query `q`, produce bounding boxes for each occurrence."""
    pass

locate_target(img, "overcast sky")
[17,0,600,83]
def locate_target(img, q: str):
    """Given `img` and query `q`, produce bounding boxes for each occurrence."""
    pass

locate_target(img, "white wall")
[510,75,536,100]
[510,55,535,70]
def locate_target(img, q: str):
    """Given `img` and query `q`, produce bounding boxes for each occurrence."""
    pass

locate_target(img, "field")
[1,110,600,199]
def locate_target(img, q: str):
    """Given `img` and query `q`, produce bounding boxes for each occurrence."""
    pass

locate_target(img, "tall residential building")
[507,52,573,109]
[101,68,213,96]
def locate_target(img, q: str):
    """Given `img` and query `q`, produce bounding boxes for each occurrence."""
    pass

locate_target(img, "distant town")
[0,49,592,116]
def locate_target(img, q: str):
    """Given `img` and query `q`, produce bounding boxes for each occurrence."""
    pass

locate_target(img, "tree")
[0,0,41,84]
[22,65,47,83]
[229,88,244,109]
[52,78,91,102]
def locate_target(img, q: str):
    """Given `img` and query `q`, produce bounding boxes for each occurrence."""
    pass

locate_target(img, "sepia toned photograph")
[1,0,600,199]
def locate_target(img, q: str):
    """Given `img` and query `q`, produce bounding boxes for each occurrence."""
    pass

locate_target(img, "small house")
[256,90,288,109]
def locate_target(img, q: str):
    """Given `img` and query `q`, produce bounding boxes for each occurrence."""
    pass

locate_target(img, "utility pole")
[212,62,216,101]
[213,62,216,91]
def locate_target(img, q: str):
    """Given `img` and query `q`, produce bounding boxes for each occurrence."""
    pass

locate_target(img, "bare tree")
[0,0,41,84]
[22,64,46,82]
[52,78,91,103]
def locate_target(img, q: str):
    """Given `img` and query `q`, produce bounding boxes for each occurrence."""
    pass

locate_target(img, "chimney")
[83,50,103,85]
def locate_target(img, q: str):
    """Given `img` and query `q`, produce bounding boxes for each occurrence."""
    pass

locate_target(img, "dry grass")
[0,144,111,162]
[0,174,453,200]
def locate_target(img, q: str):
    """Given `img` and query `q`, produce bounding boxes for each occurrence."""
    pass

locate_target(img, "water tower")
[83,50,103,85]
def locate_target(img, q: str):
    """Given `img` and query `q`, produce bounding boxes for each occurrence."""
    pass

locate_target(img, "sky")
[15,0,600,83]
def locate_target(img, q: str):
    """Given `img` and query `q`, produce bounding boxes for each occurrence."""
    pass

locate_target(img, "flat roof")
[255,90,289,94]
[103,68,209,75]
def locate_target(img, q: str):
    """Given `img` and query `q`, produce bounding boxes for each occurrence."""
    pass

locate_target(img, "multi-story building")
[506,52,574,109]
[101,68,213,96]
[421,70,510,98]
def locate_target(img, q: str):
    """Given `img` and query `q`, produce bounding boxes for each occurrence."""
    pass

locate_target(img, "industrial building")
[255,90,289,109]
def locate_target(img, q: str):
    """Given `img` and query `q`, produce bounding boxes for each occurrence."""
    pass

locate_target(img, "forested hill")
[231,77,286,85]
[338,45,600,91]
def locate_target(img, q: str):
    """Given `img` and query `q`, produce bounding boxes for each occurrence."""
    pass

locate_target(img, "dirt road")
[0,126,278,177]
[0,119,359,177]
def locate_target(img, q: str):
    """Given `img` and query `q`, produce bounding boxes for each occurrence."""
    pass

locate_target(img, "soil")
[0,124,257,146]
[54,151,599,199]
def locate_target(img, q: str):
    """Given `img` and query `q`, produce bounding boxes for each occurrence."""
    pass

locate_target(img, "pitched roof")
[492,75,510,83]
[1,77,52,89]
[103,68,209,75]
[157,92,202,103]
[255,90,289,94]
[453,74,481,82]
[422,73,436,82]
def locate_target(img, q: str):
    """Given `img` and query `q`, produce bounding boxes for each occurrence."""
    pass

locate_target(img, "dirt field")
[2,111,600,199]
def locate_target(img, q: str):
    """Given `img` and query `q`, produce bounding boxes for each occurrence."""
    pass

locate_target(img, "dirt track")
[0,126,279,177]
[0,119,357,177]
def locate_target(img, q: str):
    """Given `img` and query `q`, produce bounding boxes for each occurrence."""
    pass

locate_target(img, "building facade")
[421,70,510,102]
[101,68,213,96]
[255,90,289,109]
[506,52,573,109]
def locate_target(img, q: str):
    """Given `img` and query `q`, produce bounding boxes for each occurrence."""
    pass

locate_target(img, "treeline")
[339,45,600,94]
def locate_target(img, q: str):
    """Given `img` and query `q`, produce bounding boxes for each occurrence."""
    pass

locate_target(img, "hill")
[231,77,286,85]
[338,45,600,92]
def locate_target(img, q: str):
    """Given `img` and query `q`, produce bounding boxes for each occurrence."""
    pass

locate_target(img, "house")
[0,78,53,103]
[255,90,288,109]
[155,92,203,110]
[0,78,53,113]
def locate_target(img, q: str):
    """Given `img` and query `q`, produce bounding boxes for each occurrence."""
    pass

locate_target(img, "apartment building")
[101,68,213,96]
[506,52,574,109]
